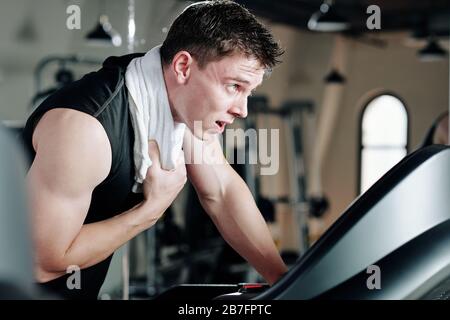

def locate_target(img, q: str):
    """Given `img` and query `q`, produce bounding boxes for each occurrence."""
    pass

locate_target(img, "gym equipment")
[244,96,316,255]
[156,145,450,299]
[420,111,449,148]
[31,55,101,111]
[2,56,102,161]
[308,196,329,219]
[0,126,34,299]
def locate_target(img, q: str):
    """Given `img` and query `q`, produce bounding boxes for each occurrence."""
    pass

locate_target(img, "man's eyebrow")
[224,77,251,85]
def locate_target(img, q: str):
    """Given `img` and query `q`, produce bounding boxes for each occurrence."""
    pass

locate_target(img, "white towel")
[125,45,186,193]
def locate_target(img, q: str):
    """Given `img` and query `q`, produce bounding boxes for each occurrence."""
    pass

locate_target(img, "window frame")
[357,91,410,195]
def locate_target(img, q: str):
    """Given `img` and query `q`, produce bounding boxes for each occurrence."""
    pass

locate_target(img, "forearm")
[200,177,288,285]
[43,201,158,273]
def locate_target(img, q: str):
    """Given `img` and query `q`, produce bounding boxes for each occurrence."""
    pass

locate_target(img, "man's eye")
[228,84,240,92]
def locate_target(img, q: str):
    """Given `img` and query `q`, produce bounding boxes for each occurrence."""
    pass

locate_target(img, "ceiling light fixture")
[418,38,447,62]
[308,0,350,32]
[324,68,346,84]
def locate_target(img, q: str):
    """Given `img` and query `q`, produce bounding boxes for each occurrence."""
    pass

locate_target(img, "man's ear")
[171,51,193,84]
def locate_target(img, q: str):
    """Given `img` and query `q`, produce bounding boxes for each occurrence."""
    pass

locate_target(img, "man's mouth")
[215,121,226,132]
[214,119,234,132]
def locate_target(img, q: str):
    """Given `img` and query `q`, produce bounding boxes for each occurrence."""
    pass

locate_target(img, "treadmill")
[0,126,34,299]
[157,145,450,300]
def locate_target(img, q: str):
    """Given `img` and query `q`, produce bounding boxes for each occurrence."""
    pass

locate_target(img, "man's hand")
[141,140,187,223]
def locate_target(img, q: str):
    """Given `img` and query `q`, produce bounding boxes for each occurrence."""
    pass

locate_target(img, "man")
[22,0,287,299]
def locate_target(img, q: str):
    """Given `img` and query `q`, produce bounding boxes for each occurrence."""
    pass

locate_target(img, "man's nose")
[229,98,248,119]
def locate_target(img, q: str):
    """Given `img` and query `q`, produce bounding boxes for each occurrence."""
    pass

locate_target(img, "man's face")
[177,53,265,141]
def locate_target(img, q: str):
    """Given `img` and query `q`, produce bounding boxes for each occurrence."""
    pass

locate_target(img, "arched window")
[359,94,408,194]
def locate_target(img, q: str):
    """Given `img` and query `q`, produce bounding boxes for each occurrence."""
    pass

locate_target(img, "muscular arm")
[184,130,287,285]
[28,109,158,282]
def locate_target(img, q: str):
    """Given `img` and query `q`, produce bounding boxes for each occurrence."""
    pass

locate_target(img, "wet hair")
[160,0,283,71]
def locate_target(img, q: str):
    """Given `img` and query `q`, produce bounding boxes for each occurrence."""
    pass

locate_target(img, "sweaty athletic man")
[22,0,287,299]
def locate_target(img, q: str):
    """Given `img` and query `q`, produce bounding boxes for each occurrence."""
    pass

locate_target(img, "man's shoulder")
[33,108,110,154]
[31,108,112,193]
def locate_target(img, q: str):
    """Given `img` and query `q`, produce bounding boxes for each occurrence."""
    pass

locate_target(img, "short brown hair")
[160,0,283,70]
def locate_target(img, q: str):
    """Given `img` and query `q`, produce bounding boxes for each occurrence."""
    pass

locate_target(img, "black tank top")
[22,53,145,299]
